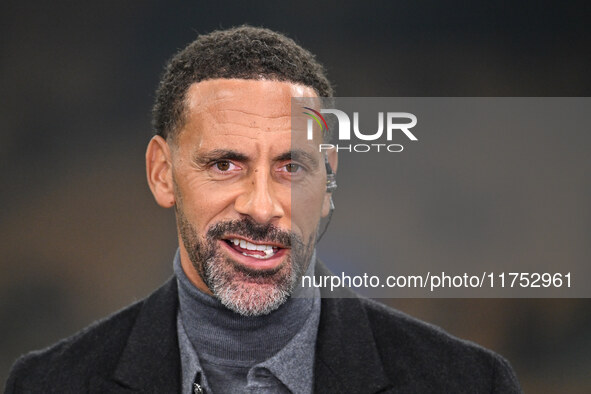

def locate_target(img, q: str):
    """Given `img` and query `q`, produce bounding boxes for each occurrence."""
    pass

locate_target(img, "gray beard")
[176,211,315,316]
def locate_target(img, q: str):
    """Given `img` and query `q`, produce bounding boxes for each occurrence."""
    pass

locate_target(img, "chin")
[203,254,297,316]
[215,281,292,316]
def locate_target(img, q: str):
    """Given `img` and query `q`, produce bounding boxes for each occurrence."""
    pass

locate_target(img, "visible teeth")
[229,238,277,258]
[242,250,276,259]
[229,239,274,251]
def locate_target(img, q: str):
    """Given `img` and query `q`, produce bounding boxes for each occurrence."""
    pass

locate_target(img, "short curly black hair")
[152,25,333,140]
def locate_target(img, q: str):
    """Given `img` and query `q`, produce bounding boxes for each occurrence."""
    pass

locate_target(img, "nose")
[234,168,285,224]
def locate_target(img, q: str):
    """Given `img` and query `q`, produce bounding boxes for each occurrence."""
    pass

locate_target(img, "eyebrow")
[192,148,320,169]
[274,149,319,169]
[192,149,249,166]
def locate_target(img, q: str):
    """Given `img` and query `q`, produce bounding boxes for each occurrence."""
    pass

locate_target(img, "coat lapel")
[91,278,181,393]
[89,264,393,393]
[314,262,393,394]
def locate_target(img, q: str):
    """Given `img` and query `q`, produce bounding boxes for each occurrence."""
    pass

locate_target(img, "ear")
[146,135,175,208]
[321,148,338,218]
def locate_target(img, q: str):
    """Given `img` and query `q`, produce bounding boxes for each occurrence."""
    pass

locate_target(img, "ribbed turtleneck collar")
[174,249,316,363]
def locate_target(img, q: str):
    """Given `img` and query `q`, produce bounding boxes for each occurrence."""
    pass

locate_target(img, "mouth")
[220,236,289,270]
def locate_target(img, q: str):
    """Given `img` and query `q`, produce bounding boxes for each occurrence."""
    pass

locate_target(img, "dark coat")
[5,263,521,393]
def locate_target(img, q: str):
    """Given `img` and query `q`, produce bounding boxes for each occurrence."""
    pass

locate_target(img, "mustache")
[207,218,298,248]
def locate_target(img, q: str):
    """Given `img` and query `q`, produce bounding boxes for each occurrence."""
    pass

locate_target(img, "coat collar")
[92,278,181,393]
[313,262,393,394]
[92,261,392,393]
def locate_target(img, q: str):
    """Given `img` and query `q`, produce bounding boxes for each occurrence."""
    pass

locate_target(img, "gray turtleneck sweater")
[174,250,321,393]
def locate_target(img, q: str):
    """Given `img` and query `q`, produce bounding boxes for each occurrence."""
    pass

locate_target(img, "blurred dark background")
[1,1,590,392]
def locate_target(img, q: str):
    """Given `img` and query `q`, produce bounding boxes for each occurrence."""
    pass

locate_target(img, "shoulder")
[5,300,142,393]
[314,260,521,392]
[5,273,182,393]
[359,296,521,393]
[6,277,179,393]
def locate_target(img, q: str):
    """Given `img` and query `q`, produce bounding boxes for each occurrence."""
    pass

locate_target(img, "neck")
[174,249,316,363]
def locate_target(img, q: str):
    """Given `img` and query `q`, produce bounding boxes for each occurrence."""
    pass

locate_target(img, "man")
[5,26,521,393]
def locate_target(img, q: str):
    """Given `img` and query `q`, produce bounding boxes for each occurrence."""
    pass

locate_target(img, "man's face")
[161,79,331,316]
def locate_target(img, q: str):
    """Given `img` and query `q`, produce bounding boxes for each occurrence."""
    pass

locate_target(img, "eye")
[284,163,302,173]
[215,161,231,171]
[279,162,307,176]
[211,160,239,173]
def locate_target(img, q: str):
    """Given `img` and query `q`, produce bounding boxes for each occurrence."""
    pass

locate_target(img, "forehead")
[183,79,317,130]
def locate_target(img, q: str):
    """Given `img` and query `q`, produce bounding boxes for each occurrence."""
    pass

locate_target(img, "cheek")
[178,183,237,231]
[291,187,326,234]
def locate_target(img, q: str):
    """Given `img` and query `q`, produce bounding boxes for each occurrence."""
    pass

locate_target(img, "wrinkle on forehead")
[203,109,291,129]
[221,109,291,119]
[180,79,318,137]
[184,78,317,116]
